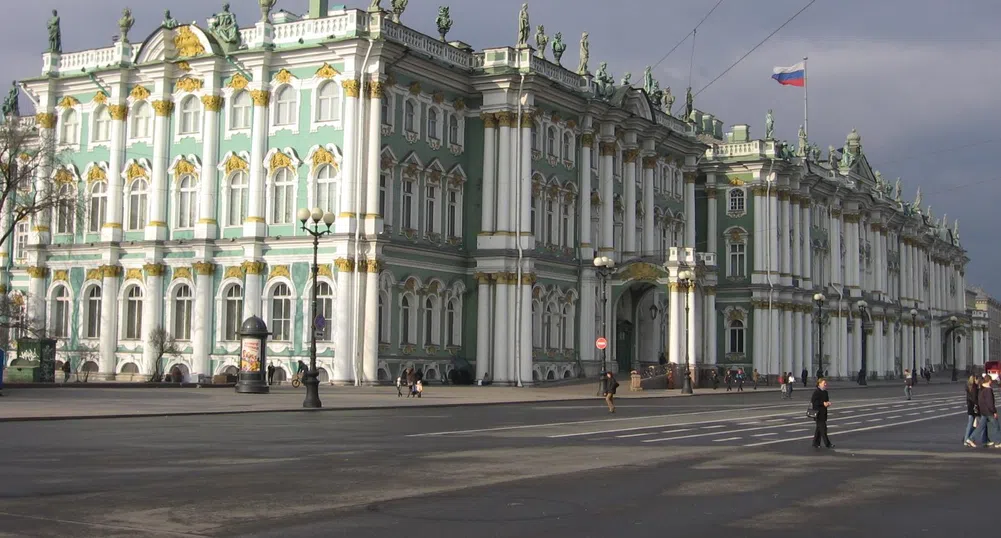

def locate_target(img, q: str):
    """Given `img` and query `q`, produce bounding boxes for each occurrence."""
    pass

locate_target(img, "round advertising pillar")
[235,316,270,394]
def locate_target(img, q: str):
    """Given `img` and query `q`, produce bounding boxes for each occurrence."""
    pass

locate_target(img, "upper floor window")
[178,96,201,135]
[89,181,107,233]
[59,109,78,144]
[316,82,340,122]
[271,168,295,224]
[131,102,151,139]
[93,106,111,143]
[274,86,297,126]
[448,115,459,144]
[404,100,416,132]
[547,127,556,156]
[176,176,197,229]
[127,179,148,231]
[55,184,75,235]
[562,133,572,161]
[728,189,745,214]
[231,91,252,130]
[427,109,439,139]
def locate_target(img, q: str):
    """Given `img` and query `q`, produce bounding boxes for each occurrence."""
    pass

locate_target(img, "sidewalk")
[0,377,957,423]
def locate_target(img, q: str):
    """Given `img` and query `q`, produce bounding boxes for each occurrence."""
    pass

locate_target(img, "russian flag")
[772,62,805,87]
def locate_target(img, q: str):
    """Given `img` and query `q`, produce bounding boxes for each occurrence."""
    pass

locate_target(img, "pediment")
[611,87,654,121]
[134,24,223,65]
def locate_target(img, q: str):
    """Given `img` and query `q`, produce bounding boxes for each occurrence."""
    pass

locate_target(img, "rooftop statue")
[593,62,615,100]
[118,8,135,44]
[576,32,589,75]
[894,178,901,201]
[642,66,654,94]
[620,72,631,87]
[163,9,180,29]
[260,0,277,23]
[954,219,960,239]
[827,146,837,169]
[649,80,663,108]
[2,81,19,118]
[765,110,774,140]
[684,87,693,120]
[663,86,674,113]
[47,9,61,54]
[370,0,382,11]
[391,0,408,23]
[811,143,821,162]
[914,186,922,208]
[551,32,566,65]
[797,124,807,156]
[534,25,547,58]
[210,3,241,48]
[516,3,530,48]
[436,6,453,42]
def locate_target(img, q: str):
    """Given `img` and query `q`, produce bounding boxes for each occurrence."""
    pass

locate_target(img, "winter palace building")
[2,0,986,384]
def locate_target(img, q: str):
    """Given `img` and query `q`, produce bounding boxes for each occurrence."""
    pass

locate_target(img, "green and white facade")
[3,0,979,384]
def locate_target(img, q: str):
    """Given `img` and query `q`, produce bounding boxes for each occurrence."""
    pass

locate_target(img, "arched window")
[545,199,555,244]
[530,195,538,236]
[124,285,143,340]
[379,172,391,225]
[424,296,437,345]
[316,82,340,122]
[728,189,745,213]
[89,181,107,233]
[404,100,415,132]
[531,123,539,151]
[178,96,201,134]
[544,304,556,349]
[51,286,70,338]
[448,115,459,144]
[728,319,745,354]
[85,285,102,338]
[728,239,746,278]
[223,284,243,341]
[425,184,437,233]
[315,281,334,341]
[380,97,390,126]
[562,304,574,349]
[401,295,413,344]
[127,178,148,231]
[270,283,292,341]
[427,108,439,139]
[547,127,556,156]
[378,291,390,343]
[659,223,669,259]
[93,106,111,142]
[446,190,459,238]
[131,102,151,138]
[562,133,572,161]
[532,301,542,348]
[55,183,74,234]
[315,164,338,214]
[445,298,458,346]
[274,86,297,126]
[401,179,414,229]
[561,202,571,247]
[271,168,294,224]
[173,284,193,340]
[176,175,197,229]
[230,91,252,130]
[60,109,78,144]
[228,171,248,226]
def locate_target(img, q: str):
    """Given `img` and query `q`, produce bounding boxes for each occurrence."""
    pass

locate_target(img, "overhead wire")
[649,0,725,71]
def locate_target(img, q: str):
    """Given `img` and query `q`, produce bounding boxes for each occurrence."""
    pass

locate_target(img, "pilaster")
[191,261,215,379]
[579,132,593,255]
[336,77,361,234]
[598,138,615,255]
[333,258,356,382]
[684,172,696,247]
[496,111,512,233]
[364,80,384,235]
[141,263,165,374]
[480,114,497,234]
[244,61,271,238]
[362,259,381,383]
[99,265,122,376]
[102,80,128,242]
[623,146,638,256]
[145,76,172,241]
[475,273,492,378]
[195,69,223,239]
[493,272,511,382]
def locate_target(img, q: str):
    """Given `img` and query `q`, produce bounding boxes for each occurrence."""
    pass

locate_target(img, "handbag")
[806,407,818,420]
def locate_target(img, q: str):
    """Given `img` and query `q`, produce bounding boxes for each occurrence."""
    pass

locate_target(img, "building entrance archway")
[610,277,669,373]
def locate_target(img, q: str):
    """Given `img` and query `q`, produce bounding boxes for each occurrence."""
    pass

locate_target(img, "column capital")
[201,95,224,112]
[599,141,616,156]
[751,186,767,196]
[143,263,166,277]
[580,132,595,146]
[108,104,129,120]
[250,90,270,107]
[843,212,861,223]
[365,259,383,273]
[705,186,718,197]
[152,100,174,116]
[641,156,657,169]
[480,113,497,128]
[683,172,697,184]
[192,261,216,275]
[241,260,266,275]
[777,190,790,201]
[623,149,640,163]
[368,80,385,99]
[474,272,491,284]
[495,111,513,127]
[26,266,49,279]
[35,112,56,129]
[100,265,123,278]
[520,113,535,128]
[341,79,361,98]
[334,258,355,272]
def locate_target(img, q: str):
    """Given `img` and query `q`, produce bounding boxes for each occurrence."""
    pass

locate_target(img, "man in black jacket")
[811,378,834,449]
[971,377,1000,447]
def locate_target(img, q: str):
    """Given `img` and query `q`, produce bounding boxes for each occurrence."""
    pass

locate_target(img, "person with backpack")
[602,372,619,413]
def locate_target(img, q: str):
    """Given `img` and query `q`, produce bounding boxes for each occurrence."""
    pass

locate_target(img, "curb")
[0,380,959,424]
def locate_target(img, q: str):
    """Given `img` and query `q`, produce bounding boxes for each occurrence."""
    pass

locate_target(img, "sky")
[4,0,1000,299]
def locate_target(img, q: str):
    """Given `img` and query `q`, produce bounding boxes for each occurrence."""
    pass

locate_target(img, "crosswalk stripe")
[743,411,965,447]
[713,437,741,442]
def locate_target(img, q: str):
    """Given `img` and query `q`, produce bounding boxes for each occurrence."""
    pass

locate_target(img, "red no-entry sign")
[595,337,608,350]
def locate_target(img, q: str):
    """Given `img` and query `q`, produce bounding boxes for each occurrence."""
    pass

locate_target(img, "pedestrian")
[711,370,719,390]
[725,371,732,392]
[406,368,416,397]
[736,369,744,392]
[267,364,275,385]
[787,372,794,398]
[970,376,1000,448]
[904,369,913,400]
[62,360,71,383]
[396,371,404,397]
[964,375,979,447]
[811,378,834,449]
[780,372,788,399]
[752,369,759,390]
[603,372,619,413]
[801,368,808,388]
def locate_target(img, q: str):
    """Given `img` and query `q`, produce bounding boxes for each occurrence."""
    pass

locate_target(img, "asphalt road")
[0,383,994,538]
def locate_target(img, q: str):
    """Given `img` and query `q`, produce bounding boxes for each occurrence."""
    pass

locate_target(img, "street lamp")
[593,256,615,394]
[910,308,918,385]
[298,206,335,408]
[856,299,868,386]
[813,293,826,378]
[678,269,695,395]
[949,315,959,382]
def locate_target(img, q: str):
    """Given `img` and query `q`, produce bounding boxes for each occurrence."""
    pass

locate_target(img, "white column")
[242,262,264,319]
[790,308,801,375]
[580,270,596,364]
[507,275,517,381]
[99,267,120,376]
[244,87,270,238]
[141,268,164,375]
[642,156,655,255]
[599,140,614,254]
[519,279,533,384]
[26,268,47,338]
[493,274,510,383]
[519,114,533,237]
[752,306,766,374]
[623,149,638,255]
[365,81,384,234]
[770,307,781,375]
[333,259,355,382]
[830,214,843,286]
[145,96,171,241]
[336,78,360,234]
[802,202,812,286]
[363,262,379,383]
[495,112,512,233]
[780,194,791,278]
[195,93,222,239]
[29,104,54,247]
[103,99,127,242]
[753,188,767,273]
[475,274,491,378]
[579,133,593,250]
[684,172,696,247]
[790,197,801,282]
[191,263,214,379]
[480,113,497,233]
[705,290,717,365]
[686,285,699,369]
[668,283,683,364]
[768,193,780,274]
[706,184,718,255]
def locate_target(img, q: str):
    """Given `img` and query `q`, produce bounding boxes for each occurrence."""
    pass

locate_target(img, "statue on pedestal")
[894,178,902,201]
[516,3,530,48]
[765,110,774,139]
[2,81,19,118]
[649,80,663,108]
[436,6,453,42]
[576,32,589,75]
[210,3,241,47]
[260,0,277,23]
[663,86,674,113]
[828,146,837,169]
[593,62,615,100]
[370,0,382,12]
[620,72,631,87]
[643,66,654,94]
[163,9,180,29]
[954,219,960,240]
[391,0,409,23]
[684,87,693,120]
[797,124,807,155]
[534,25,548,58]
[118,8,135,44]
[551,32,566,65]
[47,10,62,54]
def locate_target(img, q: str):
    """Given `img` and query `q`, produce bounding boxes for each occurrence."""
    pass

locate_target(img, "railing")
[271,11,365,44]
[380,19,476,70]
[528,55,585,90]
[53,47,118,74]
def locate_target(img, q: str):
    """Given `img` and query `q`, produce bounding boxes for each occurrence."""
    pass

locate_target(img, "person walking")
[267,364,275,385]
[904,369,913,400]
[971,376,1000,447]
[724,371,732,392]
[964,375,980,447]
[787,372,794,398]
[61,360,71,383]
[736,369,744,392]
[711,370,719,390]
[801,368,808,388]
[602,372,619,413]
[780,372,788,399]
[811,378,834,449]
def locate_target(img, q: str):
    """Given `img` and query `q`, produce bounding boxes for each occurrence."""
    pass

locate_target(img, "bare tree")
[68,345,99,383]
[148,326,180,383]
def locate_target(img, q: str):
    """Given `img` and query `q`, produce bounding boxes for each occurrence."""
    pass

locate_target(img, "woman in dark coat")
[964,376,979,447]
[811,378,834,449]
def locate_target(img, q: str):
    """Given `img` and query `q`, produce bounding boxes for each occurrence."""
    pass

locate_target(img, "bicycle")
[291,372,303,388]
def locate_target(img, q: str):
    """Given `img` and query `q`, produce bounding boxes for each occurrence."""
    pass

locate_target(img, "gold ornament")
[273,69,294,84]
[26,266,50,279]
[174,26,206,58]
[311,146,338,169]
[269,151,293,170]
[36,113,56,129]
[143,263,166,277]
[57,96,80,108]
[223,154,249,175]
[174,77,204,93]
[92,92,108,105]
[342,79,361,98]
[228,73,249,91]
[193,262,216,276]
[480,113,496,128]
[108,104,128,120]
[315,63,339,79]
[201,95,223,112]
[125,162,148,181]
[241,261,266,275]
[250,90,270,107]
[130,86,151,101]
[368,81,384,99]
[152,100,174,117]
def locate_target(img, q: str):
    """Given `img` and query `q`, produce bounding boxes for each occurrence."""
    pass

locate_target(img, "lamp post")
[949,315,959,382]
[678,269,694,395]
[910,308,918,385]
[856,299,868,386]
[814,293,826,378]
[297,207,335,409]
[593,256,615,393]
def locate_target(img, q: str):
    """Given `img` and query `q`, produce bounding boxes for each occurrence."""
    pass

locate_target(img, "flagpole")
[803,56,809,137]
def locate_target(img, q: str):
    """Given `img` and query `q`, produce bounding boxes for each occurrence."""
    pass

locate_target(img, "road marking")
[887,415,902,419]
[786,428,809,433]
[907,412,921,416]
[866,418,883,422]
[843,421,861,425]
[752,432,777,437]
[704,424,726,429]
[744,411,965,447]
[616,432,658,438]
[713,437,742,442]
[878,406,889,410]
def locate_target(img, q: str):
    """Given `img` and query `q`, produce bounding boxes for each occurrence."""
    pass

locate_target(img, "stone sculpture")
[436,6,452,42]
[894,178,902,201]
[684,87,693,120]
[391,0,408,23]
[765,110,774,139]
[620,72,631,86]
[210,3,241,47]
[663,86,674,113]
[577,32,589,75]
[47,10,61,54]
[163,9,180,29]
[534,25,547,58]
[2,81,19,118]
[516,3,530,48]
[551,32,566,65]
[797,125,807,155]
[260,0,277,22]
[118,8,135,44]
[592,62,615,100]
